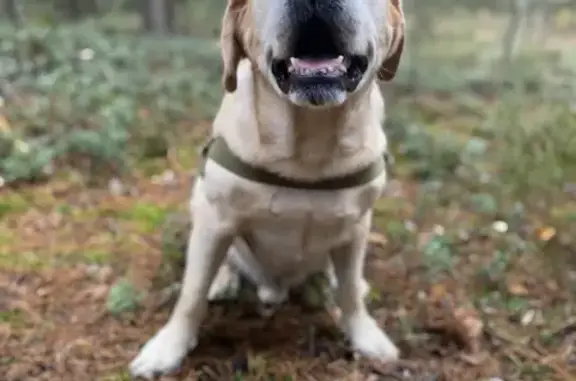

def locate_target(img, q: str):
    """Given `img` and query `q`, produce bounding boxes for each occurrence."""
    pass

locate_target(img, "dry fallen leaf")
[453,307,484,353]
[0,113,11,133]
[368,232,388,247]
[423,301,484,354]
[537,226,557,242]
[506,278,529,296]
[429,283,449,302]
[458,351,490,365]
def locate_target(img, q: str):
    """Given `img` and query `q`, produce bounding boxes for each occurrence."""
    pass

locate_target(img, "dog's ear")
[378,0,405,81]
[221,0,248,92]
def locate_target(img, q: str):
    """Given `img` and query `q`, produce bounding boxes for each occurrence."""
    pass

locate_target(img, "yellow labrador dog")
[130,0,405,377]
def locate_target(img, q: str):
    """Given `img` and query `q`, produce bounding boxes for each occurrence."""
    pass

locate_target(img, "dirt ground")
[1,168,574,381]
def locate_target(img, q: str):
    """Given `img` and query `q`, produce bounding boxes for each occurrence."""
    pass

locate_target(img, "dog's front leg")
[130,199,234,379]
[330,214,399,362]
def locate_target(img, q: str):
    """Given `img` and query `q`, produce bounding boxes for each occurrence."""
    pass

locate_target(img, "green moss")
[550,203,576,222]
[55,203,74,216]
[136,158,168,177]
[372,197,408,230]
[0,250,47,271]
[0,193,30,218]
[65,250,112,265]
[0,228,15,245]
[118,202,173,233]
[100,371,131,381]
[175,145,199,169]
[0,309,26,328]
[0,245,116,271]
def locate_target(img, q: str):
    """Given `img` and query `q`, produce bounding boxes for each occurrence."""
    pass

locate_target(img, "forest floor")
[1,14,576,379]
[2,99,575,381]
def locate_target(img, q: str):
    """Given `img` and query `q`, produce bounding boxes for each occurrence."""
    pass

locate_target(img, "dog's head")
[220,0,405,109]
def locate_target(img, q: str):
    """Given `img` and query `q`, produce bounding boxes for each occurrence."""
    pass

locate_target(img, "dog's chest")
[235,181,381,281]
[241,174,385,256]
[254,189,368,251]
[201,161,386,282]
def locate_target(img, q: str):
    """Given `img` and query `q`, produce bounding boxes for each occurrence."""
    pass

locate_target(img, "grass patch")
[106,278,144,317]
[0,250,48,270]
[100,371,131,381]
[64,250,112,266]
[0,193,30,218]
[117,202,174,233]
[0,23,221,185]
[0,308,26,327]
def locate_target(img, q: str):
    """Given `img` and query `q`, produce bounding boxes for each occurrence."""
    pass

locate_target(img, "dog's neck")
[213,60,387,180]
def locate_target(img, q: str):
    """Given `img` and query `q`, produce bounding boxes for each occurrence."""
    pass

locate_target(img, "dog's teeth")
[290,57,298,68]
[287,57,348,76]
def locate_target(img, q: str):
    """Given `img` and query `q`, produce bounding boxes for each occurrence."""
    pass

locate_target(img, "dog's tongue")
[290,56,344,70]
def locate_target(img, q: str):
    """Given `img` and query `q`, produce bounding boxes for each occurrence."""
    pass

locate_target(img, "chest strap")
[198,136,392,190]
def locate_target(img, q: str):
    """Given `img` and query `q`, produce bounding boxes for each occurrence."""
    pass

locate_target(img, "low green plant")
[106,278,143,316]
[0,23,221,184]
[422,233,455,277]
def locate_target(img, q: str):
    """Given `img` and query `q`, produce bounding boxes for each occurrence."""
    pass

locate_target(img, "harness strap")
[198,136,392,190]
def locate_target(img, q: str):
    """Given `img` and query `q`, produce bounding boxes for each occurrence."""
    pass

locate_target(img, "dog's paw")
[130,322,195,379]
[346,314,399,362]
[208,263,240,301]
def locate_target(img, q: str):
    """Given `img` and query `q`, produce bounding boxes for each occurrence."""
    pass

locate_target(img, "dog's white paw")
[130,322,195,379]
[257,285,288,305]
[207,263,240,301]
[346,314,399,362]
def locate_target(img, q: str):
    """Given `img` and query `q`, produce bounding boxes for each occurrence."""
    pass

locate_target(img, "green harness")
[198,136,393,190]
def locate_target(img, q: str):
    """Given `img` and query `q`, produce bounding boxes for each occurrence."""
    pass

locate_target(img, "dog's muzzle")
[270,1,370,107]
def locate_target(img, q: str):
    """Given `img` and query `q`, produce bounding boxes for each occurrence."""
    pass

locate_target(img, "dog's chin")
[288,82,347,108]
[271,55,369,108]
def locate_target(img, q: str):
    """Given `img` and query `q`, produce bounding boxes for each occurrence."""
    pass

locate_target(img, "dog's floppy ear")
[221,0,248,92]
[378,0,405,81]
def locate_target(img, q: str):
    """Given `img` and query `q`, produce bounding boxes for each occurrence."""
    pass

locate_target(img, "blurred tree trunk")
[527,1,551,43]
[405,0,435,85]
[141,0,176,34]
[82,0,99,15]
[4,0,24,27]
[55,0,99,20]
[500,0,529,70]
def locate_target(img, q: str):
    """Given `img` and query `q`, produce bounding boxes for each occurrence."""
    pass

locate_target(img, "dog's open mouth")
[270,15,370,105]
[271,54,368,94]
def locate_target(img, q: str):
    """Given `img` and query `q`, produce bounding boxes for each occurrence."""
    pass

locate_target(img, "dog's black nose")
[288,0,347,58]
[289,0,343,23]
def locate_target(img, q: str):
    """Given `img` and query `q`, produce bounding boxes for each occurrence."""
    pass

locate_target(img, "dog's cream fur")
[130,0,405,378]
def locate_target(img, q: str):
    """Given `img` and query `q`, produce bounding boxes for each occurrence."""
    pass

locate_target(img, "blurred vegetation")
[0,0,575,261]
[0,0,574,183]
[0,0,574,228]
[0,2,575,379]
[0,23,220,184]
